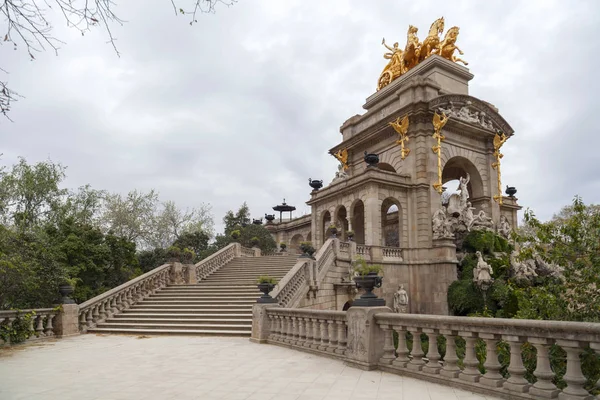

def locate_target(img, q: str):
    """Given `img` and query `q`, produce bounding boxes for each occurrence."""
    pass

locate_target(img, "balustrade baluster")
[296,317,305,346]
[528,338,559,398]
[91,304,100,325]
[392,325,410,368]
[479,334,504,388]
[6,317,16,344]
[556,340,590,399]
[28,314,35,334]
[280,316,288,343]
[86,308,94,328]
[292,317,300,345]
[44,314,55,336]
[286,316,294,344]
[336,321,347,355]
[459,333,481,383]
[99,300,108,321]
[79,312,87,333]
[318,319,329,351]
[379,324,396,365]
[271,315,280,341]
[502,335,530,393]
[110,296,118,316]
[35,314,45,337]
[423,329,441,374]
[311,318,321,349]
[267,314,275,341]
[407,328,425,371]
[327,320,338,353]
[303,318,313,348]
[0,318,6,345]
[439,332,461,378]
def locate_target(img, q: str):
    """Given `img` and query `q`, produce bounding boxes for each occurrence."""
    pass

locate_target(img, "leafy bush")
[166,246,181,260]
[181,248,195,263]
[250,236,260,247]
[0,311,35,344]
[462,230,497,255]
[257,275,277,284]
[230,230,241,240]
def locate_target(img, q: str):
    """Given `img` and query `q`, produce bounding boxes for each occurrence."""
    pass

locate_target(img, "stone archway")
[322,210,332,242]
[290,234,304,254]
[381,197,401,247]
[335,205,349,240]
[350,199,365,244]
[442,156,486,215]
[378,163,396,173]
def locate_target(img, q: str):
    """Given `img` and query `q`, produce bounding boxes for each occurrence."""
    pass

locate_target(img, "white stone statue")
[472,209,494,230]
[393,284,409,313]
[432,207,453,239]
[458,173,470,209]
[473,251,493,286]
[510,250,538,280]
[497,215,511,239]
[462,202,476,232]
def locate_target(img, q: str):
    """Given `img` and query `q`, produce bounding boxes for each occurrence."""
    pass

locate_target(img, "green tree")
[223,202,251,236]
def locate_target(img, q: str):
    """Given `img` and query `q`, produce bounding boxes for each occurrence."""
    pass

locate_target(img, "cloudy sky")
[2,0,599,234]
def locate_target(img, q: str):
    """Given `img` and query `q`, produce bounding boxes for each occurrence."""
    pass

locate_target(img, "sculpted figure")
[393,285,409,313]
[472,209,494,229]
[498,215,511,238]
[432,208,446,239]
[439,26,468,65]
[511,250,538,280]
[457,173,470,209]
[381,39,403,75]
[462,202,476,231]
[401,25,421,73]
[419,17,444,61]
[473,251,493,285]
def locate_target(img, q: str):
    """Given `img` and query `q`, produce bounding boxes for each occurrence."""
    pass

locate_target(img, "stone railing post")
[349,241,357,260]
[251,303,280,344]
[233,242,242,257]
[253,247,261,257]
[184,264,197,284]
[55,285,80,338]
[345,306,392,370]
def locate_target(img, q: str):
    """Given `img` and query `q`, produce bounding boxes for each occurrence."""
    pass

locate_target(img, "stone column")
[363,195,382,247]
[251,303,280,344]
[54,304,80,337]
[345,306,391,370]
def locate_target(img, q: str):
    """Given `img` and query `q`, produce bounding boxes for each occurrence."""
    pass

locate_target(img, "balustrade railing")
[267,308,347,356]
[78,264,171,332]
[0,309,60,346]
[315,239,335,278]
[271,259,311,307]
[382,246,402,260]
[241,246,256,257]
[195,243,238,281]
[339,241,350,254]
[355,245,371,261]
[374,313,600,400]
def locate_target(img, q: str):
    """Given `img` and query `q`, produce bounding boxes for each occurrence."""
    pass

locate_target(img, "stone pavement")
[0,335,502,400]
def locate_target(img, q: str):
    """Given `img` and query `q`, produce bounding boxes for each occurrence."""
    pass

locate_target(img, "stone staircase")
[88,255,297,336]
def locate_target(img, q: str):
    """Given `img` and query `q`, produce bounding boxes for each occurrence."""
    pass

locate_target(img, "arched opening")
[290,234,304,254]
[306,232,312,242]
[381,198,401,247]
[442,156,485,214]
[378,163,396,173]
[335,206,349,240]
[351,200,365,244]
[342,301,352,311]
[322,211,332,242]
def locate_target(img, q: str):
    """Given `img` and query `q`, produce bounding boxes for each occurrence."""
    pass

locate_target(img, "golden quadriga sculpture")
[378,17,468,91]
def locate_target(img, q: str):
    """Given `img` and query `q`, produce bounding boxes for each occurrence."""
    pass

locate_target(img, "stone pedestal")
[344,306,391,370]
[250,303,279,344]
[54,304,80,337]
[184,264,197,284]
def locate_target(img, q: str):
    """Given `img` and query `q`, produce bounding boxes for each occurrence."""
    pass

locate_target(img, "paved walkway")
[0,335,501,400]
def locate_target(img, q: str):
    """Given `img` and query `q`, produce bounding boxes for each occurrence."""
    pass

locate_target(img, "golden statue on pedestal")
[389,115,410,160]
[492,131,509,205]
[377,17,467,91]
[333,148,349,171]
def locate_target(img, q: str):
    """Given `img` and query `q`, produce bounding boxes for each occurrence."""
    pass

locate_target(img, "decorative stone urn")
[299,243,316,259]
[364,151,379,168]
[59,284,76,304]
[353,272,385,307]
[505,185,517,197]
[329,226,338,238]
[264,214,275,223]
[257,283,278,304]
[309,178,323,191]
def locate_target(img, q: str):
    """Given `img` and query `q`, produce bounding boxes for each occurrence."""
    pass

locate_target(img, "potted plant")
[250,236,260,247]
[352,259,385,306]
[299,241,316,258]
[346,230,355,241]
[182,248,196,264]
[230,230,241,240]
[166,246,182,262]
[256,276,278,303]
[279,243,287,252]
[329,224,338,238]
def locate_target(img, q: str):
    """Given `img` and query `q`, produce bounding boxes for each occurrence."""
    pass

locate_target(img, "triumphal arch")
[269,18,521,314]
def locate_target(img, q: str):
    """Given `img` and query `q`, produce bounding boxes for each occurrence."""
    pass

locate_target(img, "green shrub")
[448,279,482,315]
[463,230,496,254]
[0,311,35,344]
[166,246,181,260]
[257,275,277,284]
[182,248,195,263]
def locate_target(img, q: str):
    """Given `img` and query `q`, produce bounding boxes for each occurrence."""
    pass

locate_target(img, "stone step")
[87,327,251,336]
[148,294,260,299]
[123,308,252,314]
[114,313,252,319]
[194,280,275,285]
[131,304,253,310]
[105,318,251,325]
[172,284,258,289]
[158,288,261,294]
[206,272,287,277]
[97,322,250,330]
[140,299,256,305]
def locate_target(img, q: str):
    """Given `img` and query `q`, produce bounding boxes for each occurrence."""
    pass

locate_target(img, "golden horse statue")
[419,17,444,62]
[439,26,468,65]
[401,25,421,73]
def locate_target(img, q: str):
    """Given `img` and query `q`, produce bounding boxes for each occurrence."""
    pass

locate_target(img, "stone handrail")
[374,312,600,399]
[0,308,60,346]
[266,308,348,356]
[78,264,171,332]
[315,238,336,282]
[241,246,256,257]
[382,246,402,260]
[356,245,371,261]
[271,258,311,307]
[195,243,238,281]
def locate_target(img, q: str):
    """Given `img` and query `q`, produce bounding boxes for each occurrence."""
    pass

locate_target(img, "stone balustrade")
[0,308,60,346]
[272,259,312,307]
[355,245,372,261]
[252,306,600,400]
[78,264,171,332]
[241,246,256,257]
[266,308,348,357]
[382,246,403,260]
[339,241,350,253]
[195,243,239,281]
